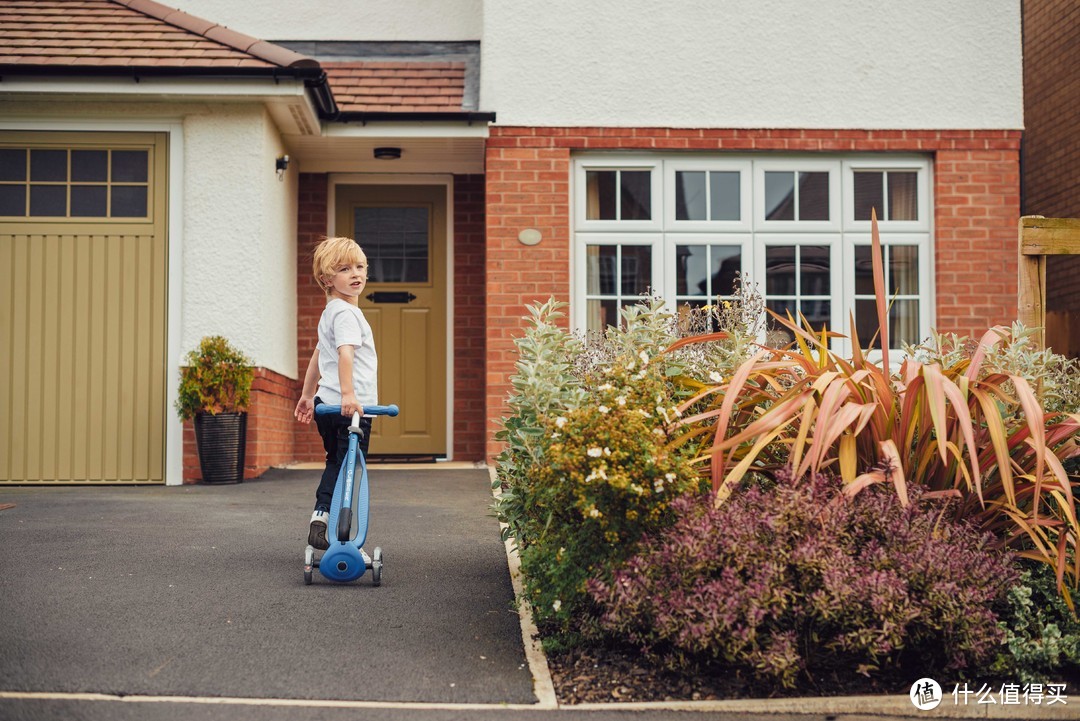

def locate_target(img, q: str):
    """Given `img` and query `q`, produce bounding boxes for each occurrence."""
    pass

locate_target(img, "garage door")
[0,131,168,483]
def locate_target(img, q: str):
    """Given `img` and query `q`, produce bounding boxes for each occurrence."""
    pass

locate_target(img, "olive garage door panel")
[0,132,168,483]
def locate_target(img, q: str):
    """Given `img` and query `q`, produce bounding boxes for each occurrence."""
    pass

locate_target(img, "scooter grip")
[315,404,399,417]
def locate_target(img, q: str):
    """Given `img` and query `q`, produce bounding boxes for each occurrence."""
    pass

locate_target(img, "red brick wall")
[181,367,301,483]
[484,127,1022,460]
[453,174,487,460]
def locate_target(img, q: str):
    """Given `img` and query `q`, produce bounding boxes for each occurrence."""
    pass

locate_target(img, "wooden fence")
[1018,216,1080,353]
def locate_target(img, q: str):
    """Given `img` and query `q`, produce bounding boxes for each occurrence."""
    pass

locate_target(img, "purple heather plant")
[588,470,1018,688]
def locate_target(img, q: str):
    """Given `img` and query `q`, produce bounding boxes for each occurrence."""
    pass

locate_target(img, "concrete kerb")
[488,467,1080,719]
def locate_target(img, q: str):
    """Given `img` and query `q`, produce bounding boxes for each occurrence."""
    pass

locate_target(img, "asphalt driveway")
[0,468,533,704]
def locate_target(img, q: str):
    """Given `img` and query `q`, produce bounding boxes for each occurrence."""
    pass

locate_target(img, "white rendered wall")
[182,105,298,378]
[481,0,1023,129]
[166,0,481,41]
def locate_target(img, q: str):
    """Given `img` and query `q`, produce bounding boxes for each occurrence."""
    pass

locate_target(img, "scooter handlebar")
[315,404,399,417]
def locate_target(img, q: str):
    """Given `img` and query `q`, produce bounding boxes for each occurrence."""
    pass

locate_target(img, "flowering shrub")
[993,564,1080,683]
[589,471,1017,687]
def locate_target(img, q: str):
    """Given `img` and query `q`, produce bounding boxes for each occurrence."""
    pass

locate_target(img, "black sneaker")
[308,510,329,550]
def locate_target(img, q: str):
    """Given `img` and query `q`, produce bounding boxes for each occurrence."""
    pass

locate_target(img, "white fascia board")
[323,121,490,139]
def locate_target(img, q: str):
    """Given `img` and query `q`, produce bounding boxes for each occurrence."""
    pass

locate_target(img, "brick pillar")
[294,172,330,463]
[453,174,487,460]
[484,137,572,461]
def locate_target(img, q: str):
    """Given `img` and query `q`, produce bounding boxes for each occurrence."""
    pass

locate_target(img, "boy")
[294,236,378,550]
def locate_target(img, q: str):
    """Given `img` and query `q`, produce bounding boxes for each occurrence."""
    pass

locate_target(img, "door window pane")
[29,185,66,216]
[889,245,919,294]
[585,243,654,331]
[766,245,796,295]
[800,245,831,295]
[587,245,618,295]
[0,185,25,215]
[765,171,795,220]
[31,149,66,181]
[355,207,430,283]
[71,185,107,217]
[111,150,148,183]
[72,150,108,182]
[676,244,742,298]
[675,171,706,220]
[854,245,875,295]
[111,186,147,217]
[0,149,27,181]
[621,245,652,295]
[710,171,740,220]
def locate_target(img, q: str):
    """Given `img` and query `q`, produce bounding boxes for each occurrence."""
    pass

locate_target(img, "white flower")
[639,350,650,366]
[604,447,612,456]
[587,447,603,458]
[630,483,644,495]
[552,432,561,439]
[598,405,610,414]
[653,479,665,493]
[709,371,723,383]
[598,383,614,392]
[626,361,636,371]
[665,473,677,482]
[616,396,627,406]
[555,416,567,428]
[588,508,602,518]
[653,427,665,436]
[553,600,562,612]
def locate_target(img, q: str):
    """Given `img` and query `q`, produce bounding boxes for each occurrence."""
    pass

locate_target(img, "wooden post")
[1018,216,1080,351]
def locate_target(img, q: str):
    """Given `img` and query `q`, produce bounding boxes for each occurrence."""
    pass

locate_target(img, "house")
[1021,0,1080,358]
[0,0,1024,484]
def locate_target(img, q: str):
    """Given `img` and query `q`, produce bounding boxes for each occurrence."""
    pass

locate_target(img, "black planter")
[194,412,247,484]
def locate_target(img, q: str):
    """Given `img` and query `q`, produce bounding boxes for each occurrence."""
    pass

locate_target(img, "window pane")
[620,171,651,220]
[853,171,883,221]
[71,185,107,217]
[803,300,831,333]
[766,299,796,344]
[889,245,919,294]
[586,171,617,220]
[800,245,830,295]
[110,186,147,217]
[675,171,706,220]
[587,298,619,331]
[798,172,829,220]
[890,299,919,347]
[621,245,652,295]
[888,171,918,220]
[712,245,742,296]
[854,245,875,294]
[0,149,27,181]
[29,185,66,216]
[710,171,740,220]
[766,245,796,295]
[587,245,617,295]
[72,150,108,182]
[112,150,148,182]
[355,207,429,283]
[0,185,25,215]
[765,171,795,220]
[30,149,66,182]
[676,244,708,295]
[855,299,881,349]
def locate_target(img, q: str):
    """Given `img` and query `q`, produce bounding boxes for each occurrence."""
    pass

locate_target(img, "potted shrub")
[175,335,254,484]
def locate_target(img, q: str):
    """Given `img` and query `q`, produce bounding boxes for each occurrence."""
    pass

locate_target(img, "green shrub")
[993,563,1080,683]
[175,335,253,420]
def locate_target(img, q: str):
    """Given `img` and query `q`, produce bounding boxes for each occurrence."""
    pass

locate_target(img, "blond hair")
[312,236,367,296]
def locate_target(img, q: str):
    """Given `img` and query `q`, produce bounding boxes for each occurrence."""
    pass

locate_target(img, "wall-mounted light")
[373,147,402,160]
[275,155,290,180]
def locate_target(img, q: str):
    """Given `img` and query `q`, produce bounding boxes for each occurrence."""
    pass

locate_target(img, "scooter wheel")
[304,568,313,585]
[372,547,383,587]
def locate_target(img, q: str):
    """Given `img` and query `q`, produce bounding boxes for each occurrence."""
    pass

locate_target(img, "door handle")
[366,291,417,304]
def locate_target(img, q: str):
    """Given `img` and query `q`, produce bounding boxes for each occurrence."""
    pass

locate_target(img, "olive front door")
[335,184,447,457]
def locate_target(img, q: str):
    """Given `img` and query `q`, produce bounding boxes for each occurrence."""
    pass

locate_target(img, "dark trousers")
[313,397,372,512]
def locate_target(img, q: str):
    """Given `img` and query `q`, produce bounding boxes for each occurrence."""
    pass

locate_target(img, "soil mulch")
[548,645,909,705]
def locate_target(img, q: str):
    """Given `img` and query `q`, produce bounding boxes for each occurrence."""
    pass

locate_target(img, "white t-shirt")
[316,298,378,407]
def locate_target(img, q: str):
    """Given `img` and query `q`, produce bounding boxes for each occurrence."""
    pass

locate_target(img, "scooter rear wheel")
[372,547,383,587]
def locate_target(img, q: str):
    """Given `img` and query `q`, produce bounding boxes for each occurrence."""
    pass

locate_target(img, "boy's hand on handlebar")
[340,394,360,417]
[294,396,314,424]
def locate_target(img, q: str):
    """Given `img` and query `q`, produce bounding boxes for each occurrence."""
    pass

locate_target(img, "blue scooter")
[305,403,399,586]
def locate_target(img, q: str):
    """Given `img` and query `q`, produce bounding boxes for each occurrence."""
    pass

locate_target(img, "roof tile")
[323,60,468,113]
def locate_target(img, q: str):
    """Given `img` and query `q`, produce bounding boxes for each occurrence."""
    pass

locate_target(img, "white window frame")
[574,156,662,232]
[574,232,663,331]
[663,157,752,232]
[570,154,935,355]
[842,156,931,233]
[754,158,842,232]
